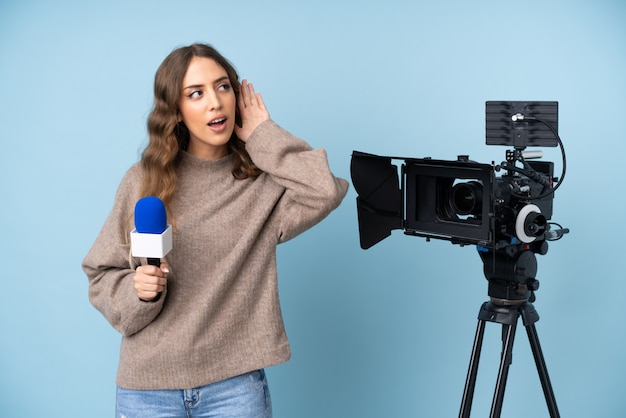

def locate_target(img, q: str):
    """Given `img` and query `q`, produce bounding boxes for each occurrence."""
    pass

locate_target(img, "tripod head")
[477,228,567,306]
[480,244,540,305]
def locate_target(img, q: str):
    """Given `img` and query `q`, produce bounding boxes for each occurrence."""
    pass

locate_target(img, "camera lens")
[451,182,483,216]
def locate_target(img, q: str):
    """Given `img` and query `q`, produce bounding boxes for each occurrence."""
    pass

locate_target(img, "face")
[178,56,237,160]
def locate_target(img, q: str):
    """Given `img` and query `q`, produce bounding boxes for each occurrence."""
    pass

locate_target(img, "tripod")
[458,249,560,418]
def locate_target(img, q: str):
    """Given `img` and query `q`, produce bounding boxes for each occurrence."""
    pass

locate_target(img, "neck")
[187,143,229,160]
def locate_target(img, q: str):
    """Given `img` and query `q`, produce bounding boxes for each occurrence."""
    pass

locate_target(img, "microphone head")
[134,196,167,234]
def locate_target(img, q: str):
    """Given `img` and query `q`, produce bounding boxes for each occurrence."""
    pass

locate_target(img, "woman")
[83,43,348,417]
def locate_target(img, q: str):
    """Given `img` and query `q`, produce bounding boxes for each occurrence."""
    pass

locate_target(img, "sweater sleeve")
[82,166,166,336]
[245,120,349,242]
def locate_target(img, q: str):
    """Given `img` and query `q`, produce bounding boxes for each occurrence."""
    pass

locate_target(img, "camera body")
[351,101,569,303]
[403,155,554,250]
[351,101,563,253]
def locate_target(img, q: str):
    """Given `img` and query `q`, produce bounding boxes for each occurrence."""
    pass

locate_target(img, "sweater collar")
[178,150,234,171]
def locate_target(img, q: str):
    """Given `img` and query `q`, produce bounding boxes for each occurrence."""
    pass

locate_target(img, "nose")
[206,91,222,111]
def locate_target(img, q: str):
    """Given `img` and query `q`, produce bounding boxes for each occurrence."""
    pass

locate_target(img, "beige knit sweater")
[83,120,349,390]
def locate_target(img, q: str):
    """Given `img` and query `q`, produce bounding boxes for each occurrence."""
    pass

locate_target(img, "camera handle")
[458,251,561,418]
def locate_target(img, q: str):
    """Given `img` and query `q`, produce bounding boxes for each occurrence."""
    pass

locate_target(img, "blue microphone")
[135,196,167,234]
[130,196,173,266]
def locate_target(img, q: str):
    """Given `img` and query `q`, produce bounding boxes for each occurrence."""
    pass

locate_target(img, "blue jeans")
[115,369,272,418]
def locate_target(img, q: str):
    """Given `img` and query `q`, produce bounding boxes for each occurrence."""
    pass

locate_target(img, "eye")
[187,90,203,99]
[217,82,231,92]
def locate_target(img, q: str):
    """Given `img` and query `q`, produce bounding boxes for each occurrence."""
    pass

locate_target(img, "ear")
[177,112,183,123]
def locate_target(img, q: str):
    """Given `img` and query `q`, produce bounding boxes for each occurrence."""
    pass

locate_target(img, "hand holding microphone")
[130,196,173,302]
[134,264,168,302]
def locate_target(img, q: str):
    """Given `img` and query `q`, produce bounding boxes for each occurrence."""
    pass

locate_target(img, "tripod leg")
[459,319,486,418]
[490,322,517,418]
[525,323,561,418]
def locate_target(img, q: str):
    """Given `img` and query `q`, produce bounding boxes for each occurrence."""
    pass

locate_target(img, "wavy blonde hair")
[140,44,262,215]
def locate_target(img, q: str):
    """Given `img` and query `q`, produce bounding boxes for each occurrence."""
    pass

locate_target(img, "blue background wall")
[1,0,624,416]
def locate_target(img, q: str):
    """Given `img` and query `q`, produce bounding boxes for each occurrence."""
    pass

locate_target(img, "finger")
[237,91,245,111]
[134,275,166,300]
[254,92,266,111]
[134,275,166,289]
[137,264,164,277]
[138,289,161,302]
[247,82,257,102]
[241,79,249,99]
[242,79,260,105]
[135,281,165,294]
[134,266,168,288]
[239,80,250,109]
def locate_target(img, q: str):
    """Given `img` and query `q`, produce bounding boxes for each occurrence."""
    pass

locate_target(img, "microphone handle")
[142,258,163,303]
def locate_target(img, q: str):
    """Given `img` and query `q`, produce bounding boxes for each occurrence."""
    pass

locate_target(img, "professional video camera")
[351,101,569,301]
[350,101,569,417]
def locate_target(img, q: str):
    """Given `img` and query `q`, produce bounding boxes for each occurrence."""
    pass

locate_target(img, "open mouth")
[208,117,227,127]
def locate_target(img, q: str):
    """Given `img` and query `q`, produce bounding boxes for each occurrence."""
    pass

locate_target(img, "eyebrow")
[183,76,230,91]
